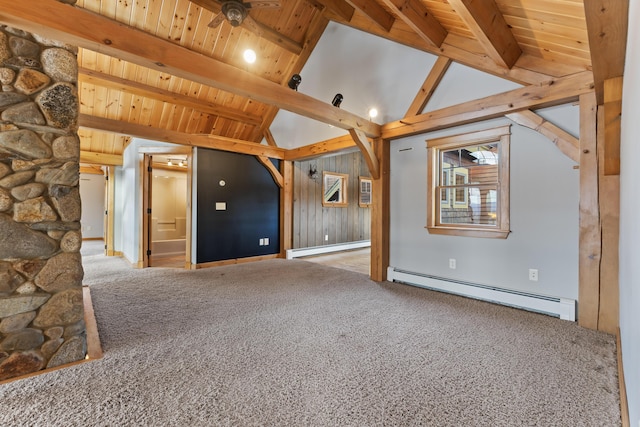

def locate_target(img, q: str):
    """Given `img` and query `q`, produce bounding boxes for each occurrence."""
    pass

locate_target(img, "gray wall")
[79,173,104,239]
[293,151,371,248]
[620,1,639,423]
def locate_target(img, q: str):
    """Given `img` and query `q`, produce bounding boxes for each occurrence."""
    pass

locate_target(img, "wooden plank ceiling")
[3,0,598,163]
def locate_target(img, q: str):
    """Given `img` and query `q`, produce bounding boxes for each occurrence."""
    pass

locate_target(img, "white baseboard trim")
[387,266,576,321]
[286,240,371,260]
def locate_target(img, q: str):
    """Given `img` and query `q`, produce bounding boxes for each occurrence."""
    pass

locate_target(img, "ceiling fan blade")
[244,1,281,9]
[208,11,227,28]
[242,14,264,36]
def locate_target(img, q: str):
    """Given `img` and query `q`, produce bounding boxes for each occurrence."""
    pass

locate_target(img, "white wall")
[619,1,640,423]
[79,173,104,239]
[389,63,580,301]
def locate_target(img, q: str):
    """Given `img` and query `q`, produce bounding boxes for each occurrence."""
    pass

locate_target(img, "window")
[359,176,372,207]
[322,171,348,207]
[426,125,511,238]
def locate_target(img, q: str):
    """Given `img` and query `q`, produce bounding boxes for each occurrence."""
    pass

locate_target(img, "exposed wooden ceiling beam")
[78,67,263,127]
[79,114,286,159]
[382,71,594,139]
[0,0,380,138]
[404,56,451,117]
[347,0,395,32]
[349,128,379,179]
[378,0,447,47]
[314,0,355,21]
[447,0,521,69]
[263,129,278,147]
[285,134,356,161]
[584,0,629,105]
[80,150,123,166]
[188,0,303,55]
[506,110,579,163]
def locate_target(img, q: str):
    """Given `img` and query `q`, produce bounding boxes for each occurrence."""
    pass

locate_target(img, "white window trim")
[426,125,511,239]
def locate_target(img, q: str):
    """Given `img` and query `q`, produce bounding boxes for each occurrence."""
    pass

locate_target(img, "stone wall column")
[0,22,85,381]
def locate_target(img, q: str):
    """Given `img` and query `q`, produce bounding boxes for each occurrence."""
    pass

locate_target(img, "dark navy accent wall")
[196,148,280,263]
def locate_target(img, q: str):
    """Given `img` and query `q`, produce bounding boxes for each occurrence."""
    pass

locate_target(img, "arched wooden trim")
[257,156,284,188]
[348,128,380,180]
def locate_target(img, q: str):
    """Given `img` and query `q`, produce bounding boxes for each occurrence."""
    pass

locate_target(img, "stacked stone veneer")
[0,24,86,381]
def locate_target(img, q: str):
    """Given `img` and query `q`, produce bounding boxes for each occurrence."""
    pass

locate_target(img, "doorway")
[141,148,192,269]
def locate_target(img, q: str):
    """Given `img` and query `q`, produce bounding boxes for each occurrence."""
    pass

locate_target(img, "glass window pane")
[440,185,498,225]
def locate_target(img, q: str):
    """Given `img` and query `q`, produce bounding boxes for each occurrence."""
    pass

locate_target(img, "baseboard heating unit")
[286,240,370,260]
[386,267,576,321]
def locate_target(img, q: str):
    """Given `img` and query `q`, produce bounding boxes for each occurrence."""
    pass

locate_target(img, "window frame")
[358,176,372,208]
[426,125,511,239]
[322,171,349,207]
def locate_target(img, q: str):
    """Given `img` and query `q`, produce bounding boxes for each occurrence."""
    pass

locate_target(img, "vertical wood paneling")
[293,152,372,249]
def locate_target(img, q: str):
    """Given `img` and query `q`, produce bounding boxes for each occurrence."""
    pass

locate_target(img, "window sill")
[426,226,510,239]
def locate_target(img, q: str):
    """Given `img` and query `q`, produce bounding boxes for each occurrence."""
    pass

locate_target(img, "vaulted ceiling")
[0,0,628,165]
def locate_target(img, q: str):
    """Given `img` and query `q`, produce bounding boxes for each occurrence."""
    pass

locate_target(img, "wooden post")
[280,160,293,257]
[105,166,116,256]
[370,138,390,281]
[598,107,620,334]
[578,92,601,329]
[603,76,623,175]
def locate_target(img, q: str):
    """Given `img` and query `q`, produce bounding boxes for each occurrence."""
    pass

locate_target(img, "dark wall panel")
[293,151,371,248]
[196,148,280,263]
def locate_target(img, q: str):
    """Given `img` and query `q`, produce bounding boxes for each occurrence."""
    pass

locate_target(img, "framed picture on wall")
[359,176,372,207]
[322,171,348,207]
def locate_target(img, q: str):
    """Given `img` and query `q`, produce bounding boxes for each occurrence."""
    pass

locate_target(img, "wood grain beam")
[80,150,123,166]
[382,71,594,140]
[370,137,390,281]
[279,160,293,257]
[189,0,303,55]
[256,155,284,188]
[79,114,286,159]
[349,128,380,179]
[378,0,447,47]
[578,92,601,330]
[79,67,263,126]
[584,0,629,105]
[263,128,278,147]
[404,56,451,117]
[315,0,355,21]
[347,0,395,32]
[447,0,521,68]
[285,134,356,161]
[603,76,623,175]
[505,110,580,164]
[0,0,380,138]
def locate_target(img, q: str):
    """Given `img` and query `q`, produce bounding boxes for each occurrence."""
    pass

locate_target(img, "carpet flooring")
[0,255,621,426]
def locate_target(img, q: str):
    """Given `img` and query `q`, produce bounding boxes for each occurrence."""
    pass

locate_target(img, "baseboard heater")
[286,240,370,260]
[387,267,576,321]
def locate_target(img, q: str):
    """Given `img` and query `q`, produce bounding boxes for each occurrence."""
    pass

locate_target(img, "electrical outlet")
[86,225,92,231]
[529,269,539,282]
[264,237,269,245]
[259,238,264,246]
[449,259,456,269]
[324,234,329,241]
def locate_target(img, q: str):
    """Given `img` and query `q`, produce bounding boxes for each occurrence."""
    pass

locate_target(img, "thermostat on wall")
[215,202,226,210]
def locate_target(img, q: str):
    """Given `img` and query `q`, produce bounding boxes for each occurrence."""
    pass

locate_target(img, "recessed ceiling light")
[243,49,256,64]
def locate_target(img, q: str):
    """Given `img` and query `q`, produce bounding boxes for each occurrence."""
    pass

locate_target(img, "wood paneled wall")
[293,152,371,248]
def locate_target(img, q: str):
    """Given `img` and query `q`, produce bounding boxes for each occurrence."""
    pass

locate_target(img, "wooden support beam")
[578,92,601,330]
[263,129,278,147]
[382,71,594,140]
[79,165,104,175]
[279,160,293,258]
[348,128,380,180]
[79,114,286,159]
[80,150,123,166]
[347,0,395,32]
[603,76,623,175]
[584,0,629,105]
[379,0,447,47]
[315,0,355,21]
[284,134,356,161]
[506,110,580,164]
[404,56,451,117]
[189,0,303,55]
[370,138,390,281]
[0,0,380,138]
[448,0,521,68]
[79,67,263,126]
[257,155,284,188]
[105,166,116,256]
[597,107,620,334]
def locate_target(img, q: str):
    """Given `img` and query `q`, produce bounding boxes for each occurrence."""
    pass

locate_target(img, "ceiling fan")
[208,0,282,33]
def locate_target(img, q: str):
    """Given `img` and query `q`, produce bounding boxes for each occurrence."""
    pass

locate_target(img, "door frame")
[139,146,193,269]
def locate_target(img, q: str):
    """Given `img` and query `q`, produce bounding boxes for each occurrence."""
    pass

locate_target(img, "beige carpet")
[0,255,621,426]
